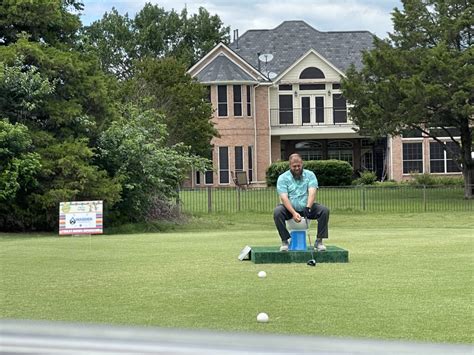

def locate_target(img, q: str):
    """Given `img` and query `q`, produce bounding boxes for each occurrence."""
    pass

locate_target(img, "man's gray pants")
[273,203,329,243]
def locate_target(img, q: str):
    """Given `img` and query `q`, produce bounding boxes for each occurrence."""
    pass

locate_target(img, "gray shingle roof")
[196,54,257,83]
[229,21,375,77]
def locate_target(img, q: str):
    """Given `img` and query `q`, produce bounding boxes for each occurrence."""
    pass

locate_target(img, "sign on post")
[59,201,103,235]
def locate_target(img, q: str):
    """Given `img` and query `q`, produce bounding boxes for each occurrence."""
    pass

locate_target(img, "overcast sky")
[79,0,403,38]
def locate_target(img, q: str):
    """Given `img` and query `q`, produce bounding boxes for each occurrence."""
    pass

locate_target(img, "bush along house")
[187,21,461,187]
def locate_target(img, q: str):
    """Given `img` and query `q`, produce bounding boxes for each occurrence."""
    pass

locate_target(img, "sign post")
[59,201,103,236]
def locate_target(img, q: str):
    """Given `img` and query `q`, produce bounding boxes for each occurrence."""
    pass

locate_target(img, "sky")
[79,0,403,39]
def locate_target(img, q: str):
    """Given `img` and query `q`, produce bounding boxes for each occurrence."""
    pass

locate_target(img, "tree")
[342,0,473,198]
[98,105,208,222]
[0,0,83,46]
[0,4,123,230]
[0,119,41,206]
[81,8,136,80]
[82,3,229,78]
[128,57,217,158]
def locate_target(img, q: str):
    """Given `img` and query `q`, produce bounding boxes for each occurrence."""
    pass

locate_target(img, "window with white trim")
[233,85,242,117]
[217,85,227,117]
[296,141,323,161]
[403,142,423,174]
[248,146,253,182]
[328,140,353,165]
[430,141,461,173]
[204,170,213,184]
[246,86,252,116]
[219,146,229,184]
[195,170,201,185]
[235,146,243,171]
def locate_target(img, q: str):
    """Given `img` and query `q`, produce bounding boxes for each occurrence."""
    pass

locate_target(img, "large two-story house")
[188,21,461,187]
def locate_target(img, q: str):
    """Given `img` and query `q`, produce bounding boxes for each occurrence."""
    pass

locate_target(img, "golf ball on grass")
[257,312,269,323]
[258,271,267,278]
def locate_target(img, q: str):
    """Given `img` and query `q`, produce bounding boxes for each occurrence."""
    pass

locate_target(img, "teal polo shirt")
[276,169,318,211]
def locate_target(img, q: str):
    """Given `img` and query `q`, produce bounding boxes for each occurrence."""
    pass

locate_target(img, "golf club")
[305,214,316,267]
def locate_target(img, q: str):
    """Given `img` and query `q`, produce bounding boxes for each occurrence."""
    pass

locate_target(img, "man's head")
[289,153,303,179]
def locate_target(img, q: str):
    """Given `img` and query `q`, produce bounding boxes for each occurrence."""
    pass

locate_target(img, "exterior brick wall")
[254,86,270,183]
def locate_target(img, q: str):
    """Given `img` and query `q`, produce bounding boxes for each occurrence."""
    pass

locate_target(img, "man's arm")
[307,187,317,207]
[280,193,301,222]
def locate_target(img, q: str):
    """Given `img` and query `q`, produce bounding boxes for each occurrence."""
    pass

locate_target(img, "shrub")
[352,170,377,185]
[266,159,353,186]
[409,173,463,187]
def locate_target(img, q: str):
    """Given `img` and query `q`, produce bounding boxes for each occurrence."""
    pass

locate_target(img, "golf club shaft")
[307,224,316,261]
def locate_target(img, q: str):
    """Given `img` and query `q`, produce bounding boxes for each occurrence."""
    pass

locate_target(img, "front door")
[301,95,325,125]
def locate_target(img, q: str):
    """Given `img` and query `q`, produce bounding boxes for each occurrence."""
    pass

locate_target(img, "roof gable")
[230,21,375,78]
[196,54,257,83]
[188,43,266,83]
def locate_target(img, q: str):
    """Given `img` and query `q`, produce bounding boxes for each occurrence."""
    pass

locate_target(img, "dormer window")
[299,67,325,79]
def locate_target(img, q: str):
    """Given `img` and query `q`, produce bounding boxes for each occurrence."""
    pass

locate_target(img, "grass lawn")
[1,212,473,344]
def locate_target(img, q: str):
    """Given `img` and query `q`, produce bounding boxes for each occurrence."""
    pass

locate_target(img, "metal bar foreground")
[1,320,471,355]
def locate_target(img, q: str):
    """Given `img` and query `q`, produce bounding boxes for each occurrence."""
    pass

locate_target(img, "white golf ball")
[257,312,269,323]
[258,271,267,278]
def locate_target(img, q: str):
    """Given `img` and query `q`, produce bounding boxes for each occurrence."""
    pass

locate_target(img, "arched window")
[295,141,323,161]
[299,67,325,79]
[328,140,353,165]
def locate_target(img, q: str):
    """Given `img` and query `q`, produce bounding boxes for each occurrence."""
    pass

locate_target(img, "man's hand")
[293,212,302,223]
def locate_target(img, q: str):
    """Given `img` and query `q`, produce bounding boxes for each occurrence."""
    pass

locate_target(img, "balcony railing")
[270,107,350,127]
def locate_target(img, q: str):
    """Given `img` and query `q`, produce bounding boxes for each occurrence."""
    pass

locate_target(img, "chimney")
[233,29,239,49]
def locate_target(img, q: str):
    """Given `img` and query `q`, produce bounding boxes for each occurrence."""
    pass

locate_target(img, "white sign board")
[59,201,103,235]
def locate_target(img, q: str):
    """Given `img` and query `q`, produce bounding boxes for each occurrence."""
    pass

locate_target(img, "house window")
[205,170,213,184]
[333,94,347,123]
[315,97,324,123]
[361,151,374,170]
[279,84,292,91]
[401,128,423,138]
[279,95,293,124]
[299,67,325,79]
[328,140,353,165]
[246,86,252,116]
[233,85,242,117]
[195,170,201,185]
[204,86,211,102]
[248,146,253,182]
[299,84,325,90]
[403,142,423,174]
[235,146,243,171]
[218,85,227,117]
[332,83,341,89]
[295,141,323,161]
[219,146,229,184]
[430,141,461,173]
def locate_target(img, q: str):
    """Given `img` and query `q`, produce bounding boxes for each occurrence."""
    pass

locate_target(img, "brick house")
[187,21,462,187]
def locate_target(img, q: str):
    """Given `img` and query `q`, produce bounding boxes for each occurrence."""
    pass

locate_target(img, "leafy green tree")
[0,119,41,203]
[1,38,118,141]
[0,0,83,46]
[343,0,473,198]
[0,58,55,123]
[130,57,217,158]
[98,105,208,222]
[31,136,122,230]
[82,3,229,78]
[81,8,136,80]
[0,4,123,230]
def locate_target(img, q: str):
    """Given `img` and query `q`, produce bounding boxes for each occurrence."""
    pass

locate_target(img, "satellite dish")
[258,53,274,62]
[267,71,277,80]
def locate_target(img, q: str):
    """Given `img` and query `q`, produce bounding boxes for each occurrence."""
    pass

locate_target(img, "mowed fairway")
[1,212,472,344]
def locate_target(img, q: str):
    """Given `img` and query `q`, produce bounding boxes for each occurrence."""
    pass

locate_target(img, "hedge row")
[266,160,353,187]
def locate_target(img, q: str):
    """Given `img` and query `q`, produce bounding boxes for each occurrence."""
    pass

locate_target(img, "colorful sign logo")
[59,201,103,235]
